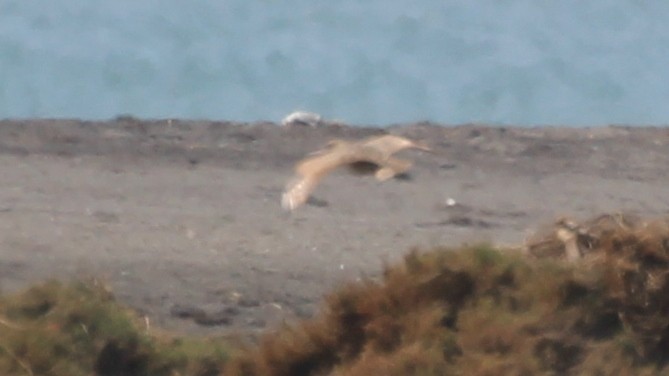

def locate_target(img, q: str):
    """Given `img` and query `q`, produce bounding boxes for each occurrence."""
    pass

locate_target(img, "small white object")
[281,111,322,127]
[446,198,457,206]
[340,264,345,270]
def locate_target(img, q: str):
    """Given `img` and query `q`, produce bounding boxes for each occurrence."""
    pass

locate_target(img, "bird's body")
[281,135,431,211]
[554,219,585,262]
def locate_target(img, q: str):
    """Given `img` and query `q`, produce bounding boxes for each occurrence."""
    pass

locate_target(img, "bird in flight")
[281,134,431,211]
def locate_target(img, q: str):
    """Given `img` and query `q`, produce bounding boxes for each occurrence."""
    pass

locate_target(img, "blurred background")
[1,0,668,126]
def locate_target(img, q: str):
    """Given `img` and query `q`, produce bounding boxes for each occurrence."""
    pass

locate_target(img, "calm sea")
[1,1,668,126]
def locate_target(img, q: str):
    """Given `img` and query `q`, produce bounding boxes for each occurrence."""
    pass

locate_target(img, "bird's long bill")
[413,141,433,152]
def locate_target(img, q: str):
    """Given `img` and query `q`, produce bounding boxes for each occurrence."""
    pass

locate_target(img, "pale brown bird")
[554,218,586,262]
[525,213,634,262]
[281,134,431,211]
[554,217,606,262]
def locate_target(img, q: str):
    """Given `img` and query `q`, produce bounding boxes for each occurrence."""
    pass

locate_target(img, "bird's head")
[555,217,580,232]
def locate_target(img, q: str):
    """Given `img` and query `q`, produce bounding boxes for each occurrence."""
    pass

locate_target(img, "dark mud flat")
[0,118,668,337]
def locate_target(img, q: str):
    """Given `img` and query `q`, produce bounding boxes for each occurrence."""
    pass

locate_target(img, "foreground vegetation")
[226,216,669,375]
[3,214,669,375]
[0,279,229,376]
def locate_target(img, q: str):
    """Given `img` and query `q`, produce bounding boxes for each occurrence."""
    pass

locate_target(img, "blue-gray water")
[1,1,669,126]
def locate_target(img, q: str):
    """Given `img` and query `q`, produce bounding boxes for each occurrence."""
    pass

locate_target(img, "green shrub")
[0,279,229,376]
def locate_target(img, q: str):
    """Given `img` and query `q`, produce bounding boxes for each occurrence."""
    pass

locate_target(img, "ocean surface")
[1,1,668,126]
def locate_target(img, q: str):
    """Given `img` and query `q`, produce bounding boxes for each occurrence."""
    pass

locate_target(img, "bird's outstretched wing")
[281,174,320,211]
[374,157,413,181]
[361,134,431,156]
[282,148,353,211]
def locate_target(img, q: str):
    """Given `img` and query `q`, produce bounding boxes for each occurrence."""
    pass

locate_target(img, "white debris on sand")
[281,111,322,127]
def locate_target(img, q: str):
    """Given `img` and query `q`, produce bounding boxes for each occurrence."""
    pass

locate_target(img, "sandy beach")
[1,119,668,337]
